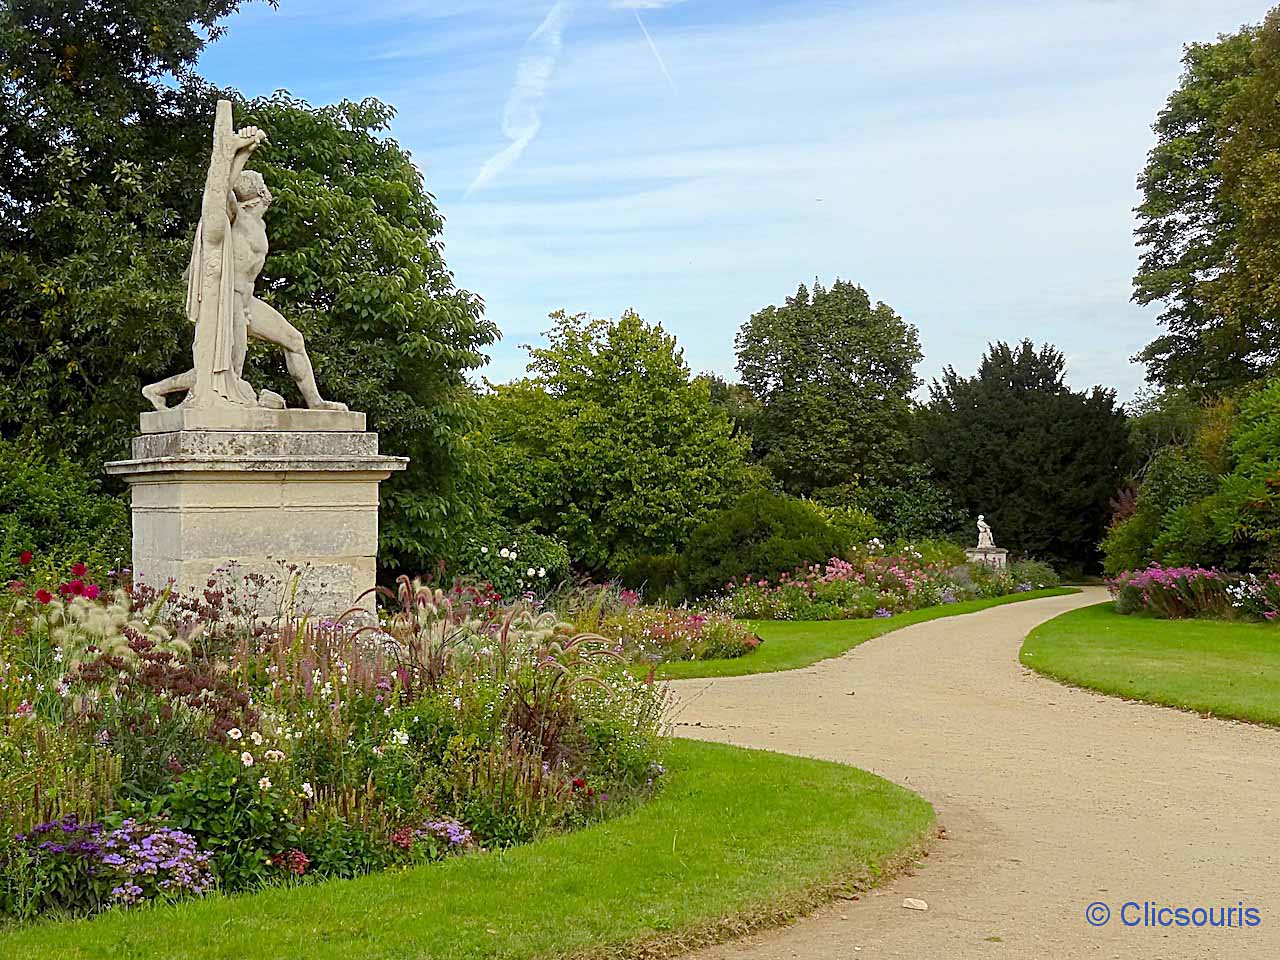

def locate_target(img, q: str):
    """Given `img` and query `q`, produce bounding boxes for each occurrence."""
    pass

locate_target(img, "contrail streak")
[634,9,677,93]
[465,1,572,197]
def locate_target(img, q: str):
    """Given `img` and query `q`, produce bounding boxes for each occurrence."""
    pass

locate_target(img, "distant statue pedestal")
[965,546,1008,570]
[106,410,406,613]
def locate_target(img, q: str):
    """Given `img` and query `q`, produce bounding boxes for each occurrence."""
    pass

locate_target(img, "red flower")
[269,849,310,875]
[7,580,24,595]
[65,579,85,596]
[34,589,53,605]
[571,777,586,790]
[18,551,32,566]
[70,562,87,577]
[84,583,101,600]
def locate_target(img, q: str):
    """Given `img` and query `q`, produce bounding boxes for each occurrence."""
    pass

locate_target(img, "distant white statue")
[143,100,345,413]
[976,514,996,549]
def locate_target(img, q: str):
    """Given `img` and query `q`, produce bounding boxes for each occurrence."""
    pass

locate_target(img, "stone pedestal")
[965,546,1008,570]
[105,411,407,614]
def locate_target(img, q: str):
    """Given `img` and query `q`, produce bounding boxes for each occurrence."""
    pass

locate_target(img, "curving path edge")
[670,589,1280,960]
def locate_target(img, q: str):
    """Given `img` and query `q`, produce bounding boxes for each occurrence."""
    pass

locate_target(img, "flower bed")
[717,545,1059,621]
[550,584,760,663]
[1109,565,1280,620]
[601,604,761,663]
[0,560,666,924]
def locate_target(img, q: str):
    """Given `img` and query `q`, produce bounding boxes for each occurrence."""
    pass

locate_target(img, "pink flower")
[84,584,101,600]
[34,589,53,605]
[70,562,87,577]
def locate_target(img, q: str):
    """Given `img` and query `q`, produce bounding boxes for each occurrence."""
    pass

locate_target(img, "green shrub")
[1151,500,1225,568]
[618,554,682,602]
[822,467,964,541]
[679,490,850,598]
[1101,446,1220,575]
[0,440,130,582]
[1102,513,1159,576]
[907,538,968,567]
[148,754,300,892]
[804,500,880,545]
[455,524,571,599]
[1007,558,1061,589]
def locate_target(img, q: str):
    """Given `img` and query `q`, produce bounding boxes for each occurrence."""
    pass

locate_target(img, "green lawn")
[656,588,1078,679]
[0,739,934,960]
[1021,603,1280,726]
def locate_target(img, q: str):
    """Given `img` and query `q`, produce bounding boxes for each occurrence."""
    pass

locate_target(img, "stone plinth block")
[106,427,407,614]
[140,406,366,434]
[965,546,1008,570]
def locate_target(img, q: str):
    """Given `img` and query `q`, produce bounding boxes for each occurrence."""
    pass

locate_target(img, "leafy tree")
[1132,13,1280,392]
[819,467,965,543]
[1104,377,1280,572]
[0,2,496,573]
[735,279,922,494]
[918,341,1131,572]
[482,310,752,574]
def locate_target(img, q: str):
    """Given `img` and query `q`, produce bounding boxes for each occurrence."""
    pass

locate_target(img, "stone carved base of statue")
[965,546,1008,570]
[106,414,406,614]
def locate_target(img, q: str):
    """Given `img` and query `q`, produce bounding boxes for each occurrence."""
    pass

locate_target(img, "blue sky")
[199,0,1271,400]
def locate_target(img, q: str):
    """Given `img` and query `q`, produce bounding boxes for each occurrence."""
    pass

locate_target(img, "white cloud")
[464,1,573,197]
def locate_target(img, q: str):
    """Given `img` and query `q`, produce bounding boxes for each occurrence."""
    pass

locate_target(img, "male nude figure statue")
[143,100,345,412]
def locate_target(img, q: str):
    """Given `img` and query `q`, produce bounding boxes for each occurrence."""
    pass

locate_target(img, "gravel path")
[672,589,1280,960]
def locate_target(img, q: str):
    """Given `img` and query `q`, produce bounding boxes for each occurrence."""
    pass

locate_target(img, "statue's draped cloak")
[185,212,254,407]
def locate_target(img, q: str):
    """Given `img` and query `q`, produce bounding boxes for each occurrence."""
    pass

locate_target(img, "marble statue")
[143,100,345,413]
[976,515,996,549]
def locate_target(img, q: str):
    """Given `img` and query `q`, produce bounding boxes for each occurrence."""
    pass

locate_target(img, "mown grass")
[656,588,1078,679]
[1021,602,1280,726]
[0,739,934,960]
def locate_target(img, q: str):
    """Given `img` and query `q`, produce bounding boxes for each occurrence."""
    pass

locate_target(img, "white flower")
[452,696,462,710]
[249,731,263,745]
[240,751,254,767]
[510,551,518,560]
[538,567,546,577]
[480,546,489,554]
[265,749,286,763]
[257,776,272,791]
[391,728,409,746]
[227,727,242,740]
[300,781,315,800]
[499,548,510,559]
[527,567,535,577]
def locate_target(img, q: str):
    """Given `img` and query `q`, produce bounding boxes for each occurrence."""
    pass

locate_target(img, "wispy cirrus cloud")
[464,1,573,198]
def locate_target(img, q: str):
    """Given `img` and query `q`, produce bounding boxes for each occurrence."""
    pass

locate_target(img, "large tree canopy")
[918,341,1131,572]
[0,1,496,573]
[1133,10,1280,393]
[735,279,921,495]
[482,310,752,574]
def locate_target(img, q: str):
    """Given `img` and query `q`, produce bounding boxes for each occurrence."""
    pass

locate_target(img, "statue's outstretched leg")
[246,296,347,411]
[142,370,195,410]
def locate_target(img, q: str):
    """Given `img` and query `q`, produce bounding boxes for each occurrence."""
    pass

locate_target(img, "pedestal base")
[106,428,406,614]
[965,546,1008,570]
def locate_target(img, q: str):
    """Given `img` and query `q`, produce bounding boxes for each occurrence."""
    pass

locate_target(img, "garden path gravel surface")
[671,589,1280,960]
